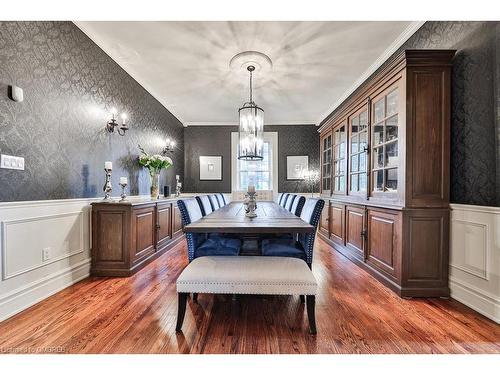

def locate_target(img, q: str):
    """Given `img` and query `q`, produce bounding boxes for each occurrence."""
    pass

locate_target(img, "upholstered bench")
[175,256,318,334]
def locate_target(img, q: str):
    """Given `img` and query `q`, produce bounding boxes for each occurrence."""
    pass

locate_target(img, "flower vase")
[150,171,160,200]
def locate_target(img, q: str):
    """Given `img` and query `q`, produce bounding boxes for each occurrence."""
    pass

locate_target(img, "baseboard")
[0,259,91,322]
[449,277,500,324]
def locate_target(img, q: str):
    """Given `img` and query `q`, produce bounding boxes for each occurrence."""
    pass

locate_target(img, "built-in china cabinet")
[318,50,455,297]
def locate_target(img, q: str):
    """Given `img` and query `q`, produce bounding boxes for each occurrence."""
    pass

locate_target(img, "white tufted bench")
[175,256,318,334]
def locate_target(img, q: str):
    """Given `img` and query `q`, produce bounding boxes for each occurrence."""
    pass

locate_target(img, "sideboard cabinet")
[91,198,184,277]
[318,50,455,297]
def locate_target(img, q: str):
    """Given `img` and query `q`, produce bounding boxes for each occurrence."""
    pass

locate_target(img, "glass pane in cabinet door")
[334,131,340,144]
[386,90,398,117]
[373,170,384,191]
[339,175,345,191]
[373,124,384,145]
[385,168,398,191]
[334,161,339,174]
[359,110,368,131]
[386,115,398,142]
[351,116,359,134]
[351,135,359,153]
[373,146,384,168]
[359,153,366,171]
[374,99,384,123]
[385,141,398,168]
[340,126,346,141]
[350,174,358,192]
[339,142,345,158]
[335,145,340,159]
[339,160,345,173]
[351,154,359,172]
[359,173,367,191]
[359,131,367,151]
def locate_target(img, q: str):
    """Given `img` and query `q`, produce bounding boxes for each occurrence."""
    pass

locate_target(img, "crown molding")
[315,21,426,126]
[184,121,316,127]
[73,21,186,127]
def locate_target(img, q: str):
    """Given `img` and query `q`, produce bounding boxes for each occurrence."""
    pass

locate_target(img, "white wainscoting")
[0,198,97,321]
[450,204,500,323]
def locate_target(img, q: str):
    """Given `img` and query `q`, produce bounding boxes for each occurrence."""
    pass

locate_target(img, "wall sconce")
[162,138,176,154]
[106,107,129,136]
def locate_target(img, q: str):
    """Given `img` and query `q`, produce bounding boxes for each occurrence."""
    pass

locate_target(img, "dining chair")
[217,193,227,206]
[291,195,306,217]
[285,194,296,211]
[280,193,290,208]
[196,195,213,216]
[276,193,284,204]
[209,194,221,210]
[261,198,325,268]
[178,199,241,262]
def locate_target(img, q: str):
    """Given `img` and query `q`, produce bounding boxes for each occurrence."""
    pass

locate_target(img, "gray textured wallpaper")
[183,125,319,193]
[322,21,500,207]
[0,21,184,202]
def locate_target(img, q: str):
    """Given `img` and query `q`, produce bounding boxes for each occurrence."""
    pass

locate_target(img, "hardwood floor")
[0,238,499,354]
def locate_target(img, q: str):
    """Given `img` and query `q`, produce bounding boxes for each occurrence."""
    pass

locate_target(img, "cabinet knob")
[156,224,161,229]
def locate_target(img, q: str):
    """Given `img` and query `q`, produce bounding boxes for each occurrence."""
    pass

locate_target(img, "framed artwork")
[286,155,309,180]
[199,156,223,180]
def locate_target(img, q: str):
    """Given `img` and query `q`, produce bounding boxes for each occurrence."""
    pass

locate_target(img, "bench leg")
[192,293,198,303]
[306,295,317,335]
[176,293,188,332]
[300,295,305,304]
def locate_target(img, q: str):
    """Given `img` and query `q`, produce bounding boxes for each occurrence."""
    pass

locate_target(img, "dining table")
[183,201,314,234]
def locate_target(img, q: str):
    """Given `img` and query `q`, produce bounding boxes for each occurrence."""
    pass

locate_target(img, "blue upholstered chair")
[195,195,213,216]
[209,194,220,210]
[285,194,296,211]
[291,195,306,217]
[177,199,241,262]
[217,193,227,206]
[261,198,324,268]
[276,193,284,205]
[280,193,290,208]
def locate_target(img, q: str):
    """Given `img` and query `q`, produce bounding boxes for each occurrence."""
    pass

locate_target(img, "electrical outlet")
[42,247,51,262]
[0,154,25,170]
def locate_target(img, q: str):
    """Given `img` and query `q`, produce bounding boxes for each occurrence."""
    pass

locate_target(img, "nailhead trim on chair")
[294,196,306,217]
[177,200,196,262]
[299,199,324,268]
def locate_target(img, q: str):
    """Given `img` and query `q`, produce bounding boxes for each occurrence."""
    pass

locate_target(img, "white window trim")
[231,132,278,199]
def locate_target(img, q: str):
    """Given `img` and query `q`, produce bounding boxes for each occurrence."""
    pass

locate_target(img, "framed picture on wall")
[286,155,308,180]
[199,156,223,180]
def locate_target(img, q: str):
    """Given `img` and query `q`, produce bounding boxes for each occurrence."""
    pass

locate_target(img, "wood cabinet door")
[319,201,330,235]
[172,205,183,238]
[131,205,156,264]
[156,203,172,251]
[366,208,401,279]
[329,203,345,245]
[320,130,333,195]
[345,205,365,260]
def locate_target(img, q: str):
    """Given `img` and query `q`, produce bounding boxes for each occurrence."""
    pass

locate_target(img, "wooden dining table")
[184,201,314,234]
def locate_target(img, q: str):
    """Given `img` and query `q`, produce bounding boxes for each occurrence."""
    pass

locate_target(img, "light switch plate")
[0,154,25,170]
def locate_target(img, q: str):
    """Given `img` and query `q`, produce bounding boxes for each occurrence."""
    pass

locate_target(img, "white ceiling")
[75,21,420,126]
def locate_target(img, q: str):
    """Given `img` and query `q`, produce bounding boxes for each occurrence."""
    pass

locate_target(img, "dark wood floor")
[0,238,499,354]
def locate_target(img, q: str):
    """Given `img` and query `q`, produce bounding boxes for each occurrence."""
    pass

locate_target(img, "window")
[237,141,272,190]
[231,132,278,195]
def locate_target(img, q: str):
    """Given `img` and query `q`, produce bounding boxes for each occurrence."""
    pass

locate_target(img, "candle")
[120,177,128,185]
[104,161,112,170]
[121,113,127,124]
[248,185,255,193]
[176,175,180,180]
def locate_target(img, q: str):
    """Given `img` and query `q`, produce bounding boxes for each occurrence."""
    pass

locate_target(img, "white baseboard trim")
[450,277,500,324]
[0,259,91,322]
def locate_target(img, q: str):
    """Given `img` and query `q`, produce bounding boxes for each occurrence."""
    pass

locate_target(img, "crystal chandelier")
[238,65,264,160]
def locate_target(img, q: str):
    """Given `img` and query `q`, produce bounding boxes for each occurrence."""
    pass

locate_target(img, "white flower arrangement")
[138,145,173,175]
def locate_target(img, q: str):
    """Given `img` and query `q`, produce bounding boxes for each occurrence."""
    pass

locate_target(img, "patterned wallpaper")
[0,22,184,202]
[323,21,500,207]
[183,125,319,193]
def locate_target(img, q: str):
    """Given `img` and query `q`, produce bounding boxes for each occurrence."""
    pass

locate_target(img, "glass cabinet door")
[321,132,332,194]
[332,124,346,194]
[349,109,368,194]
[371,88,399,193]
